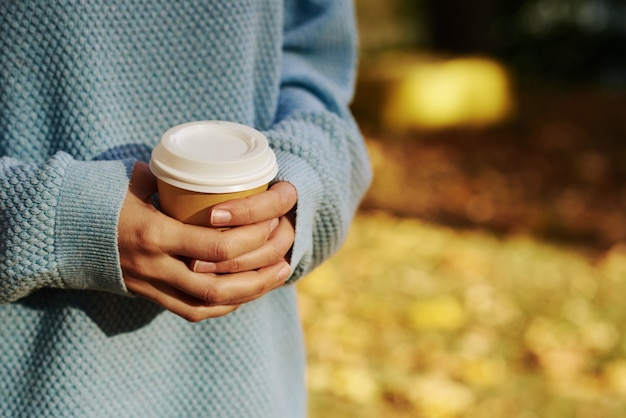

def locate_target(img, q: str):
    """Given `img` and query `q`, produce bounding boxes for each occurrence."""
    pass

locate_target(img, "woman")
[0,0,371,416]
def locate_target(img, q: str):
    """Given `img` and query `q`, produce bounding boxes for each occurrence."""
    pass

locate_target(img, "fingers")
[162,217,280,262]
[192,215,295,274]
[125,260,291,322]
[129,162,158,200]
[209,181,297,228]
[127,277,241,322]
[173,260,291,305]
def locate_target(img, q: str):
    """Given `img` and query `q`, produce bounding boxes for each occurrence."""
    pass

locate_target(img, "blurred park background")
[297,1,626,417]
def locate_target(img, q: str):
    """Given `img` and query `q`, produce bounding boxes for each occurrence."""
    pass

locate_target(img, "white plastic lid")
[149,121,278,193]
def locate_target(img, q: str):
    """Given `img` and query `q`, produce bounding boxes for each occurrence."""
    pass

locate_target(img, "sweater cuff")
[273,150,323,283]
[55,159,133,295]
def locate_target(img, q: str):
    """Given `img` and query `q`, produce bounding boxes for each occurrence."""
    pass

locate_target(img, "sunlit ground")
[300,51,626,417]
[299,212,626,418]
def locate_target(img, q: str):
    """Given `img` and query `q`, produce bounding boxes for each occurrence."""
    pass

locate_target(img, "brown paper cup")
[157,179,268,226]
[149,121,278,227]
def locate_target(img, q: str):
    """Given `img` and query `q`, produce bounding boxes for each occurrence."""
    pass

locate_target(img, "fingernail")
[211,209,232,226]
[270,218,279,232]
[277,264,291,283]
[192,260,217,273]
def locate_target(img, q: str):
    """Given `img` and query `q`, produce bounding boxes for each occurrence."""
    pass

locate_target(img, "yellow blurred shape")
[524,317,577,352]
[524,317,589,380]
[599,242,626,281]
[460,358,508,388]
[580,321,619,353]
[309,363,379,405]
[409,295,466,332]
[538,348,589,381]
[408,374,474,418]
[332,367,380,404]
[307,364,332,392]
[298,263,338,298]
[383,57,513,131]
[604,359,626,396]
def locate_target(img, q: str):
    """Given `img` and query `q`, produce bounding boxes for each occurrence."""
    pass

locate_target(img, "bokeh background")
[297,1,626,417]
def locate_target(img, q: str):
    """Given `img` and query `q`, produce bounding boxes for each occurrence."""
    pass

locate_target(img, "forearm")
[267,113,370,282]
[263,0,372,281]
[0,152,132,302]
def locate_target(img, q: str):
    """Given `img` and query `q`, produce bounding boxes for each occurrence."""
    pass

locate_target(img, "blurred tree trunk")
[424,0,493,54]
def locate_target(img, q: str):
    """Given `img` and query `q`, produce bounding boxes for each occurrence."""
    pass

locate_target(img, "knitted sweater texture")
[0,1,371,417]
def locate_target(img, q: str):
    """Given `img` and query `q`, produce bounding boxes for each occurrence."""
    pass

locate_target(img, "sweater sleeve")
[0,152,133,303]
[264,0,372,282]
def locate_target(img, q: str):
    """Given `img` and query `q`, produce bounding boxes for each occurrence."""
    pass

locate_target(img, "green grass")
[298,211,626,417]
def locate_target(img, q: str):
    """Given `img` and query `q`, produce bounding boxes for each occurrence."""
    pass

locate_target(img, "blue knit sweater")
[0,1,371,416]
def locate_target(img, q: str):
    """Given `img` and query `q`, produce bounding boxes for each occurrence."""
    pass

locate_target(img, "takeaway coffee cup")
[149,121,278,226]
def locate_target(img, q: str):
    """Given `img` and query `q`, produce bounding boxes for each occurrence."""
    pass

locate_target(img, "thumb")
[129,162,158,201]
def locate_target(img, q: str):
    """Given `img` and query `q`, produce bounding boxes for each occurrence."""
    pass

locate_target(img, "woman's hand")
[117,163,294,322]
[191,181,297,274]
